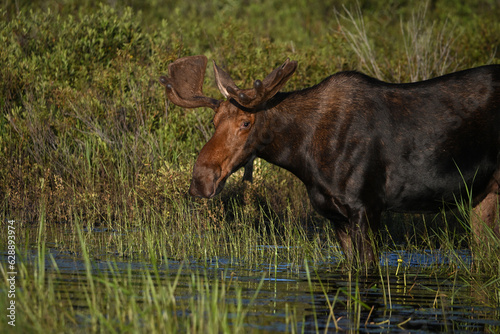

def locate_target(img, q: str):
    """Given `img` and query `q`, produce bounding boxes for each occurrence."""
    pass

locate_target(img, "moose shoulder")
[160,55,500,263]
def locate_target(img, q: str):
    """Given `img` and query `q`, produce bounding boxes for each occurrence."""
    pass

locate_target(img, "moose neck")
[256,89,320,183]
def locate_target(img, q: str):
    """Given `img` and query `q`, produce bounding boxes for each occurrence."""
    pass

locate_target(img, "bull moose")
[159,55,500,263]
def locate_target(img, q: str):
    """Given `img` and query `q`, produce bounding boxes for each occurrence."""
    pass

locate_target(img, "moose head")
[159,55,297,198]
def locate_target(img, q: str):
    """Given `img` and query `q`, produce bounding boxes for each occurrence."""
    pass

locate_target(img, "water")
[3,244,499,333]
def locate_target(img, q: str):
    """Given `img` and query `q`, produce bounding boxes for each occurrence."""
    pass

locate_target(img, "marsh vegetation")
[1,0,500,332]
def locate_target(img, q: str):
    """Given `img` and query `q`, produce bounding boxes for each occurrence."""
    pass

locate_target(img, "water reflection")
[1,246,499,333]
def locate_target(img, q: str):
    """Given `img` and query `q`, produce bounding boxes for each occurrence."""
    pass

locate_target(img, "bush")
[1,0,499,233]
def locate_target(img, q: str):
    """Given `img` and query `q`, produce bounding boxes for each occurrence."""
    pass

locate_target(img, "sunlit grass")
[1,0,500,332]
[1,199,500,332]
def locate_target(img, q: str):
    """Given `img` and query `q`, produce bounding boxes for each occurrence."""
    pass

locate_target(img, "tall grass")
[1,0,500,331]
[2,0,499,226]
[0,0,498,271]
[1,198,499,332]
[0,228,265,332]
[0,201,343,332]
[336,1,465,82]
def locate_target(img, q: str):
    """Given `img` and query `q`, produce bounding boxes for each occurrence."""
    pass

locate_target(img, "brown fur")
[160,56,500,264]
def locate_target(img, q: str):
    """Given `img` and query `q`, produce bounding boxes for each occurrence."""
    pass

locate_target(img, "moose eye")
[241,121,251,129]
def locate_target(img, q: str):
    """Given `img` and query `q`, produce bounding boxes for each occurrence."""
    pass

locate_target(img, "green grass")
[2,0,500,226]
[1,210,499,332]
[1,0,500,332]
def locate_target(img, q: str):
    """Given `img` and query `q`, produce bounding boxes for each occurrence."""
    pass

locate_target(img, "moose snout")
[188,178,212,198]
[188,165,222,198]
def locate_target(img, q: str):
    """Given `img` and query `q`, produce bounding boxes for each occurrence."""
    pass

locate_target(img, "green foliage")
[2,2,500,331]
[1,0,499,236]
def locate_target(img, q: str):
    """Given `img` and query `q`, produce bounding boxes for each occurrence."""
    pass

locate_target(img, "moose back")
[160,55,500,263]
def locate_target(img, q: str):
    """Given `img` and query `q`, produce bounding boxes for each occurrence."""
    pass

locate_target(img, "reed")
[1,0,500,332]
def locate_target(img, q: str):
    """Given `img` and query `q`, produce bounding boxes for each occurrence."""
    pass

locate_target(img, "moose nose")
[188,180,206,198]
[188,166,221,198]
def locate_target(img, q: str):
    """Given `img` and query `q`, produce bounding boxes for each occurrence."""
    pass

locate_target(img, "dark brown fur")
[160,56,500,264]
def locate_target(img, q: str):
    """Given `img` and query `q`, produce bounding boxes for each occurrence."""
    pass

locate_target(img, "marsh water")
[2,227,500,333]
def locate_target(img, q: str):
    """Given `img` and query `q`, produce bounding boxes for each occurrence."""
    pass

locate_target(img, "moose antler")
[159,55,220,109]
[214,58,298,109]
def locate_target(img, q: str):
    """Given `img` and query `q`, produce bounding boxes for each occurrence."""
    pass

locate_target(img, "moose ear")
[159,55,220,109]
[213,61,240,100]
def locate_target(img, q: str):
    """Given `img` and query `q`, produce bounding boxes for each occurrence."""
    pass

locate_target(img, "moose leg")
[334,224,353,260]
[242,157,255,183]
[471,189,500,245]
[351,209,380,265]
[335,208,380,266]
